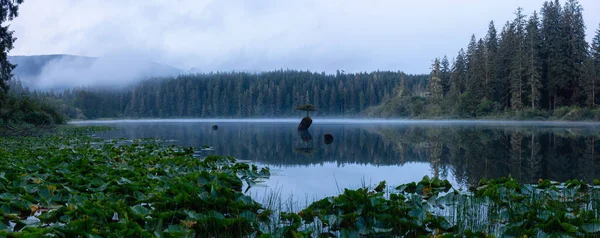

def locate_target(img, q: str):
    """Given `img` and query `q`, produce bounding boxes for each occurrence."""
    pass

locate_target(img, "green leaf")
[117,177,133,185]
[131,205,151,217]
[37,187,51,199]
[88,182,111,192]
[0,193,16,201]
[560,222,578,233]
[582,223,600,233]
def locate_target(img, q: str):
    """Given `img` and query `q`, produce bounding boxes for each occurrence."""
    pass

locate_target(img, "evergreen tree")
[582,24,600,107]
[525,11,543,109]
[485,21,499,101]
[428,58,443,104]
[509,8,527,110]
[440,55,451,95]
[0,0,23,105]
[541,0,563,109]
[473,39,487,101]
[449,49,467,104]
[561,0,588,105]
[593,23,600,65]
[583,58,597,107]
[591,24,600,107]
[497,22,514,109]
[186,80,199,116]
[466,35,478,80]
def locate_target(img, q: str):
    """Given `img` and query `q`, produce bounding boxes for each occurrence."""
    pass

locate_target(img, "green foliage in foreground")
[0,127,270,237]
[2,127,600,237]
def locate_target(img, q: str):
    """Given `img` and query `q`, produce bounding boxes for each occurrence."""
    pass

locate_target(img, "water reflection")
[91,121,600,186]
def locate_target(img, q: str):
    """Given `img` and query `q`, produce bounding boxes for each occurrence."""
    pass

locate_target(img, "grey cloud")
[8,0,600,79]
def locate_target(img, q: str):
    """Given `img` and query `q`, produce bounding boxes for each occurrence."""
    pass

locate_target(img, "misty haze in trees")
[15,71,428,119]
[11,0,600,121]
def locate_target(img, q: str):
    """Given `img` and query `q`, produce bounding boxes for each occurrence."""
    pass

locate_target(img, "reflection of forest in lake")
[93,121,600,186]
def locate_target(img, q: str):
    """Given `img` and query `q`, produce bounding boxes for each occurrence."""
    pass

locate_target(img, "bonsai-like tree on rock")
[295,104,318,118]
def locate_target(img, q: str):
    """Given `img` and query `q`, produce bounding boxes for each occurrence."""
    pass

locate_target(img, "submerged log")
[324,133,334,144]
[297,117,312,130]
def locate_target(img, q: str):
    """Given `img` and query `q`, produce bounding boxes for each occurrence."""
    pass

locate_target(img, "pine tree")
[498,21,515,109]
[440,56,451,95]
[591,24,600,107]
[0,0,22,106]
[541,0,563,109]
[428,58,443,104]
[275,86,283,115]
[510,8,527,110]
[473,39,487,100]
[212,80,221,116]
[449,49,467,106]
[466,35,478,80]
[583,58,597,107]
[525,11,543,109]
[561,0,588,105]
[485,21,499,101]
[593,23,600,65]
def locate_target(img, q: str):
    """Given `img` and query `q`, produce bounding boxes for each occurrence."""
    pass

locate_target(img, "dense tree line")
[423,0,600,117]
[42,71,427,119]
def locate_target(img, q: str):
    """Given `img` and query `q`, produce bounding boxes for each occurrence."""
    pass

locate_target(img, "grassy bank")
[1,127,600,237]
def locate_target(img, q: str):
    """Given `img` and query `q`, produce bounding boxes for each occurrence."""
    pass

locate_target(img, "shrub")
[0,95,67,127]
[476,99,494,116]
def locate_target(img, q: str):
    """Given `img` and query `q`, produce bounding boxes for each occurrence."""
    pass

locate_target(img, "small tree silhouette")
[295,104,318,117]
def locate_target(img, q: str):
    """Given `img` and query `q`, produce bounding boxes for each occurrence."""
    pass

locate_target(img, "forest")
[10,71,429,119]
[7,0,600,121]
[415,0,600,118]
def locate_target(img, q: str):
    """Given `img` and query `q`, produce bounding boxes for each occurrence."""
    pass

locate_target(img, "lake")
[74,119,600,207]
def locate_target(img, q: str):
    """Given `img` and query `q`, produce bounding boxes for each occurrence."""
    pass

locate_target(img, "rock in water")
[297,117,312,130]
[212,125,219,130]
[324,133,334,144]
[299,130,313,142]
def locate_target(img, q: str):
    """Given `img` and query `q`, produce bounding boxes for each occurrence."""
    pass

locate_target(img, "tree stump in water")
[324,134,334,144]
[297,117,312,130]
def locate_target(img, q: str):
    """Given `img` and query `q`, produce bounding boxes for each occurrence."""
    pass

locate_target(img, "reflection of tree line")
[99,123,600,185]
[376,125,600,185]
[99,123,428,167]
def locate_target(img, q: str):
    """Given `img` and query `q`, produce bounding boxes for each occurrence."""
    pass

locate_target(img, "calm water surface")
[74,119,600,205]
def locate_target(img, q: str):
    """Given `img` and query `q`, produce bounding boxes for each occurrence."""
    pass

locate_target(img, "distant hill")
[8,54,183,90]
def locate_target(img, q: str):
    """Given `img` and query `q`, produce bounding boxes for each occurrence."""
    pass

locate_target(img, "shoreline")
[69,117,600,126]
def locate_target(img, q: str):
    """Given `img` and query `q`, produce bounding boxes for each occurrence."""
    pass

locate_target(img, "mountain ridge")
[8,54,183,90]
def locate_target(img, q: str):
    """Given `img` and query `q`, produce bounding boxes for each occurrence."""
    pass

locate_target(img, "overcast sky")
[9,0,600,74]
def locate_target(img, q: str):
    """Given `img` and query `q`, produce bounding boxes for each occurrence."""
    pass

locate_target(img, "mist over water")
[72,118,600,127]
[77,119,600,205]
